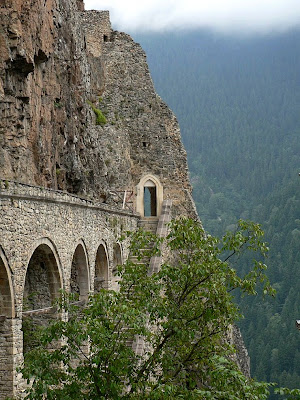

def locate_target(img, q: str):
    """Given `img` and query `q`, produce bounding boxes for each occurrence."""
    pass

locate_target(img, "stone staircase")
[126,217,158,274]
[138,218,158,233]
[131,200,172,356]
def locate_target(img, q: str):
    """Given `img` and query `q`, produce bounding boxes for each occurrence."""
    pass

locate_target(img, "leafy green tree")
[20,218,296,400]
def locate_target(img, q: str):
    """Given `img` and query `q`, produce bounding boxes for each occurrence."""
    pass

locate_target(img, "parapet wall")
[0,179,135,216]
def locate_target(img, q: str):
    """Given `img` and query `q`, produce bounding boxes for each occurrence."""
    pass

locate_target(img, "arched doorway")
[70,243,90,301]
[136,175,163,218]
[94,243,109,292]
[22,241,62,355]
[0,248,14,399]
[144,180,157,217]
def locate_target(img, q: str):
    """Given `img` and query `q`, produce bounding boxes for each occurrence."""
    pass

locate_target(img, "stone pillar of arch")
[111,243,123,292]
[94,243,109,292]
[0,248,14,400]
[70,243,90,302]
[136,174,163,218]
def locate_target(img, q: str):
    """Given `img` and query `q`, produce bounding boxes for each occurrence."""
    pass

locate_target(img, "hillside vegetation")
[134,29,300,396]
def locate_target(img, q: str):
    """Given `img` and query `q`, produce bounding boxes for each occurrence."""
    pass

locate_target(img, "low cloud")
[85,0,300,35]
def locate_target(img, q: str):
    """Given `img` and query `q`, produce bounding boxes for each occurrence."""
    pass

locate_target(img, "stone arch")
[112,242,123,274]
[70,241,90,301]
[23,238,63,312]
[0,247,14,399]
[136,174,163,217]
[22,238,63,355]
[94,242,109,292]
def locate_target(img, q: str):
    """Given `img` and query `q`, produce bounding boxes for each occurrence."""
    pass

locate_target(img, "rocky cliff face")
[1,0,87,188]
[0,0,196,216]
[0,0,250,378]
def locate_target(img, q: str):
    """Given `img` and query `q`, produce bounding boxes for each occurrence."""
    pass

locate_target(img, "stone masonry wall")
[0,179,139,397]
[80,10,111,57]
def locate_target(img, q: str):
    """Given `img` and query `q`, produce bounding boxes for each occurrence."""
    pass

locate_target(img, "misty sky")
[84,0,300,34]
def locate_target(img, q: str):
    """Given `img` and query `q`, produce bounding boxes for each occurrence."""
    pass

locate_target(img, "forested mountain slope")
[133,30,300,396]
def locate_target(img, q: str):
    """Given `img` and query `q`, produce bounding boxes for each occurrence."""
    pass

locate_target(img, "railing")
[21,301,86,317]
[109,189,134,211]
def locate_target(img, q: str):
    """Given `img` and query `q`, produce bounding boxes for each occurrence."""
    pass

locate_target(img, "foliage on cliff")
[20,218,277,399]
[87,100,107,126]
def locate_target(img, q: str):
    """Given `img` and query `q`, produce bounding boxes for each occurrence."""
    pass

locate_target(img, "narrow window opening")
[103,35,108,42]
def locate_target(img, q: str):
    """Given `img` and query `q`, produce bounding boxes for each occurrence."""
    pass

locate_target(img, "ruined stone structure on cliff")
[0,1,249,398]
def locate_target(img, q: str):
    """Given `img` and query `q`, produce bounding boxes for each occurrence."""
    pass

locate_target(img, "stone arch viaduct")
[0,179,142,398]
